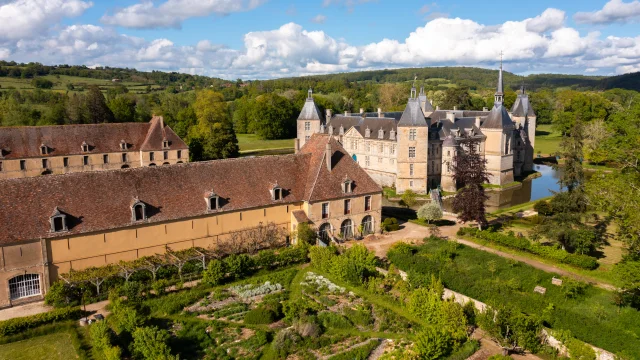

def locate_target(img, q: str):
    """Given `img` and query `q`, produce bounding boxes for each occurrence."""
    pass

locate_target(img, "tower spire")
[410,74,417,99]
[307,88,313,100]
[495,51,504,106]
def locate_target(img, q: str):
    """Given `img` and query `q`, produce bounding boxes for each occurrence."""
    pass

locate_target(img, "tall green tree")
[189,90,239,161]
[250,93,296,139]
[108,96,136,123]
[85,85,114,123]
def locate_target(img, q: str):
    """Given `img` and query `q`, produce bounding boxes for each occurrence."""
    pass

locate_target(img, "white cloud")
[101,0,266,29]
[575,0,640,24]
[311,14,327,24]
[0,0,92,40]
[526,8,565,33]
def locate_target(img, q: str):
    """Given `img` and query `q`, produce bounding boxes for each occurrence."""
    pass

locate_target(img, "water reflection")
[443,164,563,212]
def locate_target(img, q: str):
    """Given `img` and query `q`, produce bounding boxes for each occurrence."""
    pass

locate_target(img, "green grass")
[535,124,562,156]
[0,75,149,94]
[382,186,432,199]
[0,332,79,360]
[489,196,552,216]
[236,134,295,152]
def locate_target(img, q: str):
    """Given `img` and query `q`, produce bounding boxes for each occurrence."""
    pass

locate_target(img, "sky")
[2,0,640,80]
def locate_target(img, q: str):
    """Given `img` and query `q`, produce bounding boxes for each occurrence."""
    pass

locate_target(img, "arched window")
[340,219,353,239]
[319,223,332,242]
[342,177,353,193]
[361,216,373,235]
[270,183,283,201]
[9,274,41,300]
[149,163,156,167]
[40,144,48,155]
[162,162,170,166]
[131,199,146,222]
[365,127,371,138]
[205,190,219,211]
[81,141,89,152]
[162,138,170,149]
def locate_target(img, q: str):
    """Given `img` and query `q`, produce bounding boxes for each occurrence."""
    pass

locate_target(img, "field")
[534,124,562,156]
[0,332,79,360]
[237,134,295,152]
[0,74,159,94]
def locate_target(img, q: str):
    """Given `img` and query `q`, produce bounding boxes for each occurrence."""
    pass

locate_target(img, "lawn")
[534,124,562,156]
[0,332,79,360]
[388,238,640,357]
[0,75,148,94]
[237,134,295,152]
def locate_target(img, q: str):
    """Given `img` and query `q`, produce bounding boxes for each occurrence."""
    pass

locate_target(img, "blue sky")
[2,0,640,79]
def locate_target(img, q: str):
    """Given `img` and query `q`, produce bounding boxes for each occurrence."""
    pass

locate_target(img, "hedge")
[0,306,83,336]
[327,339,380,360]
[457,228,598,270]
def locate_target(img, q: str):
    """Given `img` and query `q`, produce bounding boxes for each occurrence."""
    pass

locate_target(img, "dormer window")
[131,198,146,222]
[365,127,371,138]
[81,141,89,152]
[50,208,68,233]
[342,177,353,193]
[390,129,396,140]
[270,183,283,201]
[339,126,344,135]
[205,190,219,211]
[162,138,169,149]
[328,125,333,134]
[378,129,384,139]
[40,144,48,155]
[120,140,127,151]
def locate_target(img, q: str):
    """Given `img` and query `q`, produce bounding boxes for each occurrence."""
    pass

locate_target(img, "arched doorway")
[319,223,332,242]
[340,219,353,239]
[9,274,41,300]
[361,215,373,235]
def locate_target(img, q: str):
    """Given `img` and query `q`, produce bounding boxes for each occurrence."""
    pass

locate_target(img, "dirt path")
[357,218,616,291]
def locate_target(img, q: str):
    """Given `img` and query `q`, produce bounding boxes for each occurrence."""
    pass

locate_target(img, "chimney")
[436,106,440,111]
[326,109,332,119]
[430,99,433,105]
[453,106,457,111]
[475,117,481,128]
[483,107,488,112]
[446,112,456,122]
[294,138,300,154]
[344,111,348,116]
[325,143,332,171]
[378,108,382,117]
[359,108,364,114]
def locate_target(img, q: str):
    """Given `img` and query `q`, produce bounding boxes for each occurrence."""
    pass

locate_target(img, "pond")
[382,164,565,214]
[442,164,564,212]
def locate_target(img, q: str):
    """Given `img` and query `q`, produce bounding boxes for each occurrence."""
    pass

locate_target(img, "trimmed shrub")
[533,200,553,216]
[203,259,226,286]
[0,306,83,336]
[224,254,255,280]
[244,307,279,325]
[457,227,598,270]
[382,217,400,232]
[328,340,380,360]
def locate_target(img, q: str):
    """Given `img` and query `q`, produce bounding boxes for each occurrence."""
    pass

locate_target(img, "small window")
[409,129,416,140]
[344,199,351,215]
[120,140,127,150]
[207,194,219,211]
[0,161,3,172]
[150,152,155,161]
[163,139,169,148]
[83,156,89,166]
[409,147,416,158]
[20,160,26,170]
[447,150,451,157]
[52,216,65,232]
[131,201,146,222]
[50,208,67,233]
[391,145,396,155]
[103,154,108,164]
[42,159,48,169]
[81,142,89,152]
[365,156,370,166]
[365,196,372,211]
[122,153,127,163]
[410,180,414,187]
[163,151,168,160]
[322,202,329,219]
[40,144,48,155]
[63,157,69,167]
[343,180,353,193]
[305,135,310,141]
[410,164,414,176]
[305,122,310,131]
[273,188,282,201]
[177,150,182,159]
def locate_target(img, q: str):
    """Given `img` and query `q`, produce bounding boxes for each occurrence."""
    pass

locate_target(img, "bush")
[45,281,79,307]
[328,340,380,360]
[244,307,279,324]
[414,327,453,360]
[132,326,177,360]
[31,78,54,89]
[145,287,209,316]
[533,200,553,216]
[401,189,417,208]
[382,217,400,232]
[0,307,83,336]
[203,259,226,286]
[224,254,255,280]
[318,311,352,330]
[329,244,378,285]
[309,246,338,273]
[457,227,598,270]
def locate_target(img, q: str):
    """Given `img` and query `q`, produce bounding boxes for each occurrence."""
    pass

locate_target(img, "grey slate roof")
[325,116,362,135]
[481,104,514,129]
[496,67,504,95]
[511,94,536,117]
[418,88,434,113]
[298,98,323,121]
[398,98,428,127]
[353,118,398,140]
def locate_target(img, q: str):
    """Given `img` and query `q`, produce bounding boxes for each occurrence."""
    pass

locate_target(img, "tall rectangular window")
[83,156,89,166]
[365,142,370,152]
[103,154,109,164]
[409,129,416,140]
[63,157,69,167]
[305,122,310,131]
[378,144,383,153]
[164,151,168,160]
[150,152,155,161]
[365,196,371,211]
[365,156,370,166]
[344,199,351,215]
[410,164,414,176]
[20,160,25,170]
[0,161,3,172]
[322,202,329,219]
[177,150,182,159]
[42,159,48,169]
[409,147,416,158]
[122,153,127,163]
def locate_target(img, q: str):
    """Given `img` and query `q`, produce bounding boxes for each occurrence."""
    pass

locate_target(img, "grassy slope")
[236,134,295,152]
[0,74,153,94]
[0,332,78,360]
[534,124,562,156]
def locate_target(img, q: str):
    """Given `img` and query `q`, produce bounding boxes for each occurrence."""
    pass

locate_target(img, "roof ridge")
[305,136,330,201]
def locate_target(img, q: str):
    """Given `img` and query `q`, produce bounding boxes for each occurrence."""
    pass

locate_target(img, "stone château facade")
[297,66,536,193]
[0,134,381,307]
[0,116,189,179]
